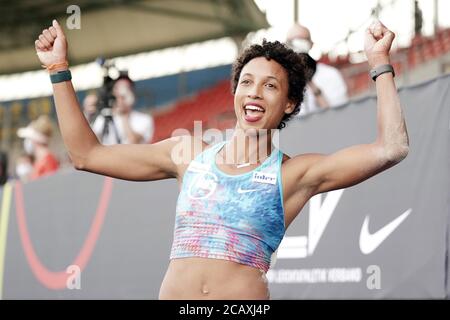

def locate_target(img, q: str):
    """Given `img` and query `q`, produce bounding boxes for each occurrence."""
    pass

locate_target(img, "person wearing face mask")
[14,153,34,183]
[91,74,154,145]
[286,23,349,116]
[17,115,59,180]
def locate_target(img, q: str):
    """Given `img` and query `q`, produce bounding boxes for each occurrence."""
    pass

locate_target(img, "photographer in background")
[92,74,154,145]
[82,92,98,125]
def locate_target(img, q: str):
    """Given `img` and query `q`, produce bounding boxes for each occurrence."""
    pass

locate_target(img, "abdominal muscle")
[159,257,270,300]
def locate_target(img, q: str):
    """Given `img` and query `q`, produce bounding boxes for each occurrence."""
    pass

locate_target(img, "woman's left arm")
[366,21,409,159]
[285,20,409,196]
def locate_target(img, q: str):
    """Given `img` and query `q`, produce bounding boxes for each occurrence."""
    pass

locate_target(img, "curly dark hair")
[231,39,310,129]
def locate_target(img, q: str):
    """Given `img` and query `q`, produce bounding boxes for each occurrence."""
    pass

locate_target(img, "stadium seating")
[151,80,235,142]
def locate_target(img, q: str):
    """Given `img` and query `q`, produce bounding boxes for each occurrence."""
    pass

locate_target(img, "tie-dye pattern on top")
[170,140,285,272]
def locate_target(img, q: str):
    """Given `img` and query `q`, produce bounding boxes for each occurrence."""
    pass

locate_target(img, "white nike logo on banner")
[359,208,412,255]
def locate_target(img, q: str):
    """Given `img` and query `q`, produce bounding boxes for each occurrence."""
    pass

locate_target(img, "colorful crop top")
[169,140,285,272]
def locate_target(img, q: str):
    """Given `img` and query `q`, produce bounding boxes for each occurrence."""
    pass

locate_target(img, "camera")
[96,57,117,115]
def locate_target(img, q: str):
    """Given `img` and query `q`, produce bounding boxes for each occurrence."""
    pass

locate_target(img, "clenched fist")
[364,20,395,68]
[35,20,68,69]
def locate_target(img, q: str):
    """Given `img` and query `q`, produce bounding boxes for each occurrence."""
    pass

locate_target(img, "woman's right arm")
[35,20,179,181]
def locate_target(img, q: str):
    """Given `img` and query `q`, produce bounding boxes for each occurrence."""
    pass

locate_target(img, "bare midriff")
[159,257,270,300]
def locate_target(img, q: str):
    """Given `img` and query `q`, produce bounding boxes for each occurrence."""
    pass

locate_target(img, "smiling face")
[234,57,295,132]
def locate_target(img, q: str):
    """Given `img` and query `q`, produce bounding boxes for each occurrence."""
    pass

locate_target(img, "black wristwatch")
[369,64,395,81]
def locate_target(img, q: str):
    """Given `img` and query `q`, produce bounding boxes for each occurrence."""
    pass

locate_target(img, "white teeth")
[244,105,264,112]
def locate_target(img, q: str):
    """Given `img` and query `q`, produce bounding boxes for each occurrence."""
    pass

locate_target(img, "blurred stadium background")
[0,0,449,299]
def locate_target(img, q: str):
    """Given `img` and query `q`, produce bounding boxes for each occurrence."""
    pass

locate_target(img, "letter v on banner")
[277,189,344,259]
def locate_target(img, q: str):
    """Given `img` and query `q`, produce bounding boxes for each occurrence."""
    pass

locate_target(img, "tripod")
[95,57,122,145]
[99,106,121,145]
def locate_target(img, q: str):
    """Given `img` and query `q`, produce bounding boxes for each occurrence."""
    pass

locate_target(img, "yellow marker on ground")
[0,183,13,300]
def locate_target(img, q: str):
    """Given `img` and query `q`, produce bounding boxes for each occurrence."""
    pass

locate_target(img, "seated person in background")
[92,74,154,145]
[17,115,59,180]
[286,23,349,116]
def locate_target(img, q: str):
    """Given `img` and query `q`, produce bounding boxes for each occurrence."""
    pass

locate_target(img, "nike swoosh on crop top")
[169,140,285,272]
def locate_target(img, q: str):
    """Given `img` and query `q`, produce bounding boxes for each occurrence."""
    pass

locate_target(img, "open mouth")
[243,103,265,122]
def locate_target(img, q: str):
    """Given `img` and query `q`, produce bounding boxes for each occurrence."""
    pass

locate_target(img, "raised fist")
[364,20,395,67]
[35,20,68,68]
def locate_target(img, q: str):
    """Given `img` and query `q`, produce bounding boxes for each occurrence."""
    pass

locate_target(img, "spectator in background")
[0,150,8,185]
[14,153,34,183]
[286,23,349,116]
[17,115,59,180]
[82,92,98,125]
[92,74,154,145]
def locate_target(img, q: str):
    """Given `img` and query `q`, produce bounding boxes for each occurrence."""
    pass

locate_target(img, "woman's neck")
[222,129,275,166]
